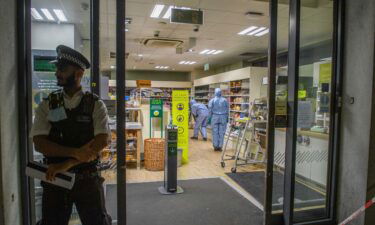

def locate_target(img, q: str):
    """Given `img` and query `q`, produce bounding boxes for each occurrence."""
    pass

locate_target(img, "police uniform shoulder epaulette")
[82,91,99,114]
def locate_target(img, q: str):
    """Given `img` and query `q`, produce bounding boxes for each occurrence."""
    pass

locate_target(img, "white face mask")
[47,106,68,122]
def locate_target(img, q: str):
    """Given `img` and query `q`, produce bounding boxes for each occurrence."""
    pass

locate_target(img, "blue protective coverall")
[190,99,209,138]
[208,88,229,149]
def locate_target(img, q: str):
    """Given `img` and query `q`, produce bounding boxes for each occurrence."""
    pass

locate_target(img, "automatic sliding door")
[283,0,339,224]
[292,0,334,222]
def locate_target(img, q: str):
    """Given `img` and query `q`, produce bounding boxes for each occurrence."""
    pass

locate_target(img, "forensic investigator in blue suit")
[190,99,209,141]
[208,88,229,151]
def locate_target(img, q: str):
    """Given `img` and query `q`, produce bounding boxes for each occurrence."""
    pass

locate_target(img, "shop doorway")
[18,0,344,224]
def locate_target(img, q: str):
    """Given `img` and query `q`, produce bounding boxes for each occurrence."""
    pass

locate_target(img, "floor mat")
[225,171,325,210]
[105,178,263,225]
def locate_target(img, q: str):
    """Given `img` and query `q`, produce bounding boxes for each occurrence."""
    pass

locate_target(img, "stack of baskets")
[144,138,165,171]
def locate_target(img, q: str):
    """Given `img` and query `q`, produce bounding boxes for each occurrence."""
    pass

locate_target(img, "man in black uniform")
[31,45,112,225]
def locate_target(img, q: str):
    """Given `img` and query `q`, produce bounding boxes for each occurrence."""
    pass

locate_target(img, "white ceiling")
[31,0,333,73]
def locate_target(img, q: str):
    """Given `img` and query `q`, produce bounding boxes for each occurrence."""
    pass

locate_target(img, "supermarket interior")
[27,0,338,224]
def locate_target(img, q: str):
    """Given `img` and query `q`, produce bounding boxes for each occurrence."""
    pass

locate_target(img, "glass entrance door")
[265,0,342,224]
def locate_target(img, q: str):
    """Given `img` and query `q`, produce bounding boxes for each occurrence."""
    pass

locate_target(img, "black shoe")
[218,147,222,151]
[191,137,198,140]
[203,138,207,141]
[214,147,219,151]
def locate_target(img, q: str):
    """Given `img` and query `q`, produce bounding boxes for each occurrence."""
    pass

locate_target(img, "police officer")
[208,88,229,151]
[30,45,112,225]
[190,99,209,141]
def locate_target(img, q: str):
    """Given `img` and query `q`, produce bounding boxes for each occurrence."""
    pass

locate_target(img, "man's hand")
[45,162,72,181]
[73,140,97,162]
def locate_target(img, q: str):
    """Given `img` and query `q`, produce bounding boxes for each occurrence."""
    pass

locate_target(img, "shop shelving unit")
[194,84,210,105]
[226,79,251,123]
[104,108,143,170]
[193,67,267,123]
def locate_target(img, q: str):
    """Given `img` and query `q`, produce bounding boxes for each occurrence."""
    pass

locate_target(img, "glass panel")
[293,0,334,221]
[98,0,118,223]
[29,0,96,224]
[272,0,289,213]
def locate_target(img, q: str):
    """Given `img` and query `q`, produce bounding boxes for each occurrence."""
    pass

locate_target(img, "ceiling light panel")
[238,26,258,35]
[41,8,55,21]
[213,50,223,55]
[206,50,218,54]
[179,61,196,65]
[31,8,43,20]
[150,4,165,18]
[163,6,174,19]
[156,66,169,69]
[200,50,224,55]
[247,27,267,36]
[53,9,67,22]
[200,50,210,54]
[255,29,269,37]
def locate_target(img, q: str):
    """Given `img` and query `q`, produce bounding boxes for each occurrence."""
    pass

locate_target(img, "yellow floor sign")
[172,90,189,164]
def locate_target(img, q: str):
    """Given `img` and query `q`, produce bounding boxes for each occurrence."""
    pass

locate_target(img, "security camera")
[154,30,160,37]
[193,25,200,32]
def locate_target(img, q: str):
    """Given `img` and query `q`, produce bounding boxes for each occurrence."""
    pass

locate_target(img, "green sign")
[150,99,163,118]
[171,8,203,25]
[34,59,56,72]
[204,63,210,71]
[150,98,164,138]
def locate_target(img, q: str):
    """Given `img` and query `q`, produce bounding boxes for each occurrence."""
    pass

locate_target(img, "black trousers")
[39,175,112,225]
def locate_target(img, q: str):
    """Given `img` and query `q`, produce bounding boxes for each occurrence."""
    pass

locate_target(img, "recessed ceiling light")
[155,66,161,69]
[125,28,129,32]
[179,61,197,65]
[238,26,258,35]
[150,4,165,18]
[110,65,116,69]
[206,50,217,55]
[200,50,210,54]
[213,50,224,55]
[255,29,269,37]
[200,50,224,55]
[53,9,67,22]
[41,8,55,21]
[31,8,43,20]
[247,27,267,36]
[138,54,143,57]
[163,6,174,19]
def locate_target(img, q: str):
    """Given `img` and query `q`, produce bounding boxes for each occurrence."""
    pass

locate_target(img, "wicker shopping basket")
[144,138,165,171]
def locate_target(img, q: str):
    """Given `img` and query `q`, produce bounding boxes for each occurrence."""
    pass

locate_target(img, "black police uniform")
[38,45,111,225]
